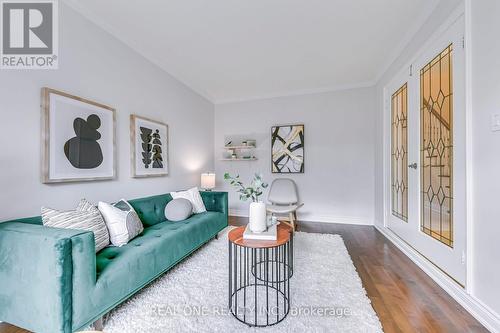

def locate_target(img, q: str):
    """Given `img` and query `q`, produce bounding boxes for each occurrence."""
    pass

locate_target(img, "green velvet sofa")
[0,191,228,333]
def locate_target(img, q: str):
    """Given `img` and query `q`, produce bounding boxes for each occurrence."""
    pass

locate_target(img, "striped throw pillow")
[41,201,110,252]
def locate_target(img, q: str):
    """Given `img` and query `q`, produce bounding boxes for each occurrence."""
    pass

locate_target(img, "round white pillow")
[165,198,193,221]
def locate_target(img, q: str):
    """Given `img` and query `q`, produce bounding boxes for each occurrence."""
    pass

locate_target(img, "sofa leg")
[91,317,103,331]
[215,233,218,240]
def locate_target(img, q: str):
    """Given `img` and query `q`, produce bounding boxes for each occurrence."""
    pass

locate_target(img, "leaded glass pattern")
[420,44,453,247]
[391,83,408,222]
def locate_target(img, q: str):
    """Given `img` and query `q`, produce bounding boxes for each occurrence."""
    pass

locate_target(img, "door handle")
[408,163,418,169]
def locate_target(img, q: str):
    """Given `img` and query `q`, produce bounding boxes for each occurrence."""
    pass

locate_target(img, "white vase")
[249,201,267,233]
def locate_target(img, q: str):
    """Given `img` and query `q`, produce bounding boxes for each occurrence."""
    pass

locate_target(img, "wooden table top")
[228,223,292,248]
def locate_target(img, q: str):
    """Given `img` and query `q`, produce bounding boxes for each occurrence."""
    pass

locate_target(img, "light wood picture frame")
[41,87,116,183]
[130,115,169,178]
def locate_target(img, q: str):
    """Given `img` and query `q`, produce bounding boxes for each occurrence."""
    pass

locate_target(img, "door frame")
[382,3,471,290]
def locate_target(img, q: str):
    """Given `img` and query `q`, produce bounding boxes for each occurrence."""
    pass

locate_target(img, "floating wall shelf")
[223,145,256,150]
[220,158,258,161]
[222,139,257,160]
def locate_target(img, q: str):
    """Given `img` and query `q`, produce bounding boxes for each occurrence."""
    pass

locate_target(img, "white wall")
[0,3,214,221]
[470,0,500,317]
[215,87,376,225]
[373,0,500,322]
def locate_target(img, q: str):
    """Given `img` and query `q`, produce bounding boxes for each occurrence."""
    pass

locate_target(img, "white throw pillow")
[98,200,144,247]
[171,187,206,214]
[42,204,110,253]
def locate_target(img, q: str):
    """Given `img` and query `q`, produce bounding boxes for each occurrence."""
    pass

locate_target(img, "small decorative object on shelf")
[246,139,256,148]
[224,173,268,232]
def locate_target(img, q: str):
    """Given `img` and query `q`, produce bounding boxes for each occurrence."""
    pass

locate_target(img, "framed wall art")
[41,88,116,183]
[130,115,169,178]
[271,124,304,173]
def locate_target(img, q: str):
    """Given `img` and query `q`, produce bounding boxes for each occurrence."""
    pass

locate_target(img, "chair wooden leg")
[289,212,295,231]
[293,211,298,231]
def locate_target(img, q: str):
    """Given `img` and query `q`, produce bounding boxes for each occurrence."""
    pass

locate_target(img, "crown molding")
[215,80,376,105]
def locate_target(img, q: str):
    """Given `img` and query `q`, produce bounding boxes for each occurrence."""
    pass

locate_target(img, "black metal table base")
[229,237,293,327]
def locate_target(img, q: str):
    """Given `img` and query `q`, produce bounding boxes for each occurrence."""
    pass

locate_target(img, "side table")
[228,223,293,327]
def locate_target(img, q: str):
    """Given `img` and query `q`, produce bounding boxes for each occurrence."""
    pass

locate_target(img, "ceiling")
[64,0,440,103]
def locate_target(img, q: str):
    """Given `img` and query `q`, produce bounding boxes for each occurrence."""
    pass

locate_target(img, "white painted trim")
[229,209,248,217]
[464,0,475,297]
[229,209,373,225]
[215,81,376,105]
[375,225,500,333]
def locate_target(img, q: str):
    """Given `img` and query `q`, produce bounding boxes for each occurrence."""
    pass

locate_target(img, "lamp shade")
[201,173,216,190]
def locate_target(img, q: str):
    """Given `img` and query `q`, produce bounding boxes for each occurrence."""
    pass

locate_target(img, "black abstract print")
[140,127,163,169]
[152,129,163,168]
[64,114,103,169]
[140,127,153,168]
[271,125,304,173]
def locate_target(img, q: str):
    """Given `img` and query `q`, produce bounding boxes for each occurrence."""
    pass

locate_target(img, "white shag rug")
[103,227,383,333]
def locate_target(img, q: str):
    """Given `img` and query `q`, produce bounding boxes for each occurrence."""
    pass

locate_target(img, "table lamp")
[201,172,216,191]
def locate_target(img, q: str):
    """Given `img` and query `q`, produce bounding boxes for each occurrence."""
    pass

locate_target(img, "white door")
[385,15,466,285]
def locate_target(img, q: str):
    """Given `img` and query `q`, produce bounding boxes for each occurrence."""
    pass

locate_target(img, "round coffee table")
[228,223,293,327]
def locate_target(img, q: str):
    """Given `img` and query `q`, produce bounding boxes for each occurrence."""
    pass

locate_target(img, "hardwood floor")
[230,217,488,333]
[0,324,25,333]
[0,218,488,333]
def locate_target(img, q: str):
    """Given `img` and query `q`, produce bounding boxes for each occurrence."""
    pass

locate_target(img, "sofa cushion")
[41,206,109,253]
[170,187,206,214]
[164,198,193,221]
[128,194,173,227]
[98,201,144,247]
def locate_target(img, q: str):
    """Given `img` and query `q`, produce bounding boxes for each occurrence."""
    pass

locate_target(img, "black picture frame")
[271,124,305,174]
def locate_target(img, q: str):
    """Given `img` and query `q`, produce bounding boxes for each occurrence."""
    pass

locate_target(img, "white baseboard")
[375,225,500,333]
[229,209,373,226]
[228,209,248,217]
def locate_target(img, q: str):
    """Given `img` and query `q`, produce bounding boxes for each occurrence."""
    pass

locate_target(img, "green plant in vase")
[223,173,268,202]
[224,173,269,232]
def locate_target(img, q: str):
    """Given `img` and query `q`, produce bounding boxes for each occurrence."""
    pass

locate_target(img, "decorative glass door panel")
[420,45,453,247]
[391,83,408,222]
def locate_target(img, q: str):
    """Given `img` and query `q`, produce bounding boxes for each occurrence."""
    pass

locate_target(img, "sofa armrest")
[0,221,94,333]
[201,191,228,216]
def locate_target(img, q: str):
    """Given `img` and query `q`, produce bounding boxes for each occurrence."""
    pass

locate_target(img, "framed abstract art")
[271,124,304,173]
[130,115,169,178]
[41,88,116,183]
